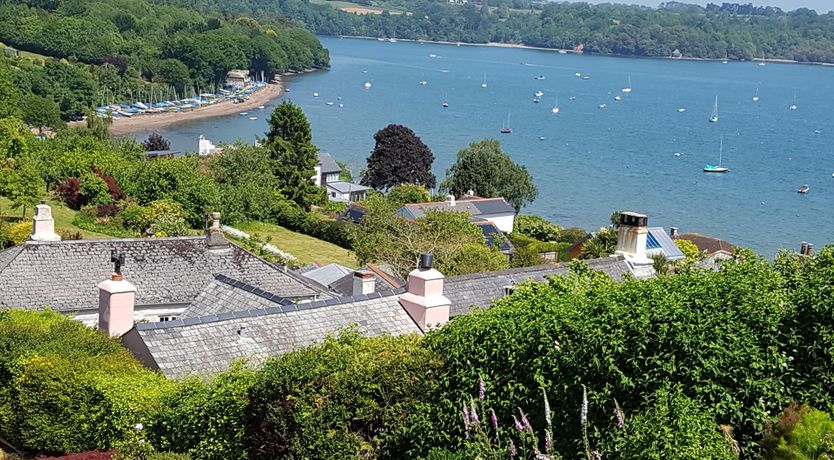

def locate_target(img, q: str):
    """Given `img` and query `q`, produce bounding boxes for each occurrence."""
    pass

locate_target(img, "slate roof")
[128,290,419,378]
[473,220,515,253]
[326,181,372,194]
[340,203,367,224]
[317,152,341,174]
[180,274,295,318]
[398,197,514,220]
[329,263,403,296]
[444,255,634,317]
[674,233,735,255]
[299,263,353,287]
[0,237,321,312]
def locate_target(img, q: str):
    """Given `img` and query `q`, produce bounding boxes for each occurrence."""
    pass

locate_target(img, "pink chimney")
[399,253,451,331]
[98,251,136,337]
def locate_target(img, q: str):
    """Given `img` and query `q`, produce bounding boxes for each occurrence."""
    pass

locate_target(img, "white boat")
[789,92,798,110]
[575,72,581,77]
[500,112,512,133]
[568,96,576,101]
[535,75,546,80]
[797,184,810,194]
[313,92,319,97]
[539,136,546,140]
[418,80,427,85]
[551,97,559,114]
[614,95,622,101]
[709,95,719,123]
[704,136,729,173]
[758,53,766,66]
[558,50,567,54]
[622,75,632,93]
[677,108,686,113]
[364,81,372,89]
[752,86,759,102]
[429,54,437,58]
[598,103,607,109]
[533,98,540,103]
[673,152,682,157]
[481,73,487,88]
[326,102,334,106]
[249,117,257,120]
[582,76,590,80]
[239,112,248,116]
[442,93,449,108]
[534,90,543,97]
[258,105,265,109]
[338,103,344,108]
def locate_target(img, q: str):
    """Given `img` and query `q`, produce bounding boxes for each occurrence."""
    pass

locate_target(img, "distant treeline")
[185,0,834,64]
[0,0,329,119]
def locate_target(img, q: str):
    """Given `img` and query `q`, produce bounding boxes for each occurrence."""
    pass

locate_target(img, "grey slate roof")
[0,237,321,312]
[317,152,341,174]
[444,255,633,317]
[329,263,402,297]
[299,263,353,287]
[326,181,371,194]
[180,274,295,318]
[398,197,514,220]
[129,290,419,378]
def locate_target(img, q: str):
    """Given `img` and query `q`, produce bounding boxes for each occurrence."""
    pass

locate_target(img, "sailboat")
[500,113,512,133]
[789,92,798,111]
[752,86,759,102]
[622,75,632,93]
[709,96,719,123]
[704,136,729,173]
[534,90,543,97]
[481,73,487,88]
[551,97,559,114]
[758,52,766,66]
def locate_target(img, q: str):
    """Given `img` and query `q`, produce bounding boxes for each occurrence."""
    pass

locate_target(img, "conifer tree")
[265,101,321,209]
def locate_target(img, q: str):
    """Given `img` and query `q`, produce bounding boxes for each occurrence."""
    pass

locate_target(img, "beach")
[108,81,285,135]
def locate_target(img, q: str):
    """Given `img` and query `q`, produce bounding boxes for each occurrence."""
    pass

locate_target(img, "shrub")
[760,404,834,459]
[246,330,441,459]
[514,214,560,242]
[0,310,173,455]
[557,227,589,244]
[35,450,115,459]
[2,220,31,245]
[149,364,255,460]
[387,184,430,206]
[119,200,187,237]
[602,387,739,459]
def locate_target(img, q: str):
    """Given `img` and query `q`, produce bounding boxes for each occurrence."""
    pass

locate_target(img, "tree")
[265,101,321,209]
[441,139,537,212]
[361,124,436,190]
[142,132,171,151]
[387,184,430,206]
[336,160,353,182]
[21,94,63,134]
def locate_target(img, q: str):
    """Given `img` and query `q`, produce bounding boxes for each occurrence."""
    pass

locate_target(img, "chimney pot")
[352,270,376,296]
[446,194,455,206]
[670,227,678,238]
[806,243,814,257]
[205,212,230,249]
[419,253,433,269]
[800,241,808,256]
[615,211,650,265]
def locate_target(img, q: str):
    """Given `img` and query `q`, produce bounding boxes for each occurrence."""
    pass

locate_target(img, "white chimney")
[29,201,61,242]
[446,194,456,206]
[615,211,650,265]
[352,270,376,296]
[399,253,451,331]
[670,227,678,238]
[98,252,136,338]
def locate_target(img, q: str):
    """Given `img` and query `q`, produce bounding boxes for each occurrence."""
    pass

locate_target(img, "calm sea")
[131,37,834,256]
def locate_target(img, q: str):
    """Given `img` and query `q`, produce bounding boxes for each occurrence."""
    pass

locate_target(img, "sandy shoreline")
[107,80,286,136]
[337,35,834,67]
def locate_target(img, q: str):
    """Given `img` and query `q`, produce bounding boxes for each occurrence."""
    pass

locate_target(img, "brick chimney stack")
[29,201,61,242]
[399,253,451,331]
[98,252,136,337]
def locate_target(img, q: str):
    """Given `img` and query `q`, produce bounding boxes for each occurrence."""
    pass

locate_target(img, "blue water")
[132,37,834,256]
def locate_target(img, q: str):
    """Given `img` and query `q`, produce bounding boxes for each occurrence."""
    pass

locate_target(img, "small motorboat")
[614,95,622,101]
[532,98,540,104]
[258,105,265,109]
[582,76,590,80]
[249,116,257,120]
[814,130,821,134]
[568,96,576,101]
[326,102,334,106]
[419,80,428,85]
[535,75,546,80]
[364,82,372,89]
[797,184,810,194]
[539,136,545,140]
[673,152,682,157]
[677,108,686,113]
[598,103,607,109]
[239,112,248,116]
[313,92,319,97]
[534,90,543,97]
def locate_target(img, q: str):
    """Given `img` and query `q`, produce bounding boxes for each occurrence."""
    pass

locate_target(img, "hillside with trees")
[0,0,329,122]
[187,0,834,63]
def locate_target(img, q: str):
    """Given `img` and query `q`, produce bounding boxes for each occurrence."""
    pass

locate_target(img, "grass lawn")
[0,197,111,240]
[237,221,358,268]
[309,0,405,13]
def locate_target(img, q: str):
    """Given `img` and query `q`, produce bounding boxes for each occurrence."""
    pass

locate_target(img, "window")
[159,315,179,322]
[331,192,336,198]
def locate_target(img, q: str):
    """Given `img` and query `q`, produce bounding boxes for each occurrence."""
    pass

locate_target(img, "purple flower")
[545,429,553,454]
[490,408,499,432]
[519,408,533,432]
[614,399,624,429]
[508,441,517,459]
[470,401,480,425]
[478,375,486,401]
[581,385,589,427]
[462,404,470,429]
[513,415,523,432]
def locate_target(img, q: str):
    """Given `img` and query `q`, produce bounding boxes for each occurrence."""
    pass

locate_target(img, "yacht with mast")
[704,136,729,173]
[709,96,719,123]
[500,113,512,133]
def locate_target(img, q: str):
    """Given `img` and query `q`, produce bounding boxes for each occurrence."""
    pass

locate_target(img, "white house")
[326,181,372,203]
[314,153,342,187]
[198,135,219,156]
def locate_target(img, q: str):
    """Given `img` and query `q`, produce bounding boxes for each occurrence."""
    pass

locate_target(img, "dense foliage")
[0,0,328,122]
[361,124,436,190]
[441,139,537,212]
[203,0,834,64]
[265,101,322,210]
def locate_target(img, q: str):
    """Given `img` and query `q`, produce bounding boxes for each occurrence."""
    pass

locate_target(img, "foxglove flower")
[591,450,602,460]
[513,415,523,432]
[545,429,553,454]
[470,401,480,425]
[543,388,552,427]
[508,441,517,459]
[462,404,470,429]
[490,408,499,432]
[519,408,532,432]
[581,385,589,427]
[478,375,486,401]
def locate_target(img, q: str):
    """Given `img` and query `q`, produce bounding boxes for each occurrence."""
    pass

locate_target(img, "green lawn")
[0,197,111,240]
[309,0,405,13]
[237,221,357,268]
